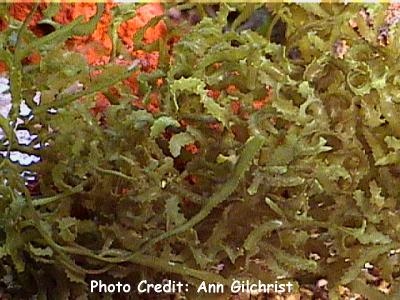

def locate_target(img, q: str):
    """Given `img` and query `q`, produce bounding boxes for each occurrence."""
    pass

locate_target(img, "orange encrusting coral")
[0,17,7,73]
[230,100,241,115]
[54,2,115,65]
[3,2,168,116]
[9,3,47,36]
[0,62,6,74]
[147,92,161,113]
[55,3,167,65]
[252,86,273,110]
[207,89,221,100]
[0,16,6,73]
[131,50,160,72]
[91,93,111,117]
[226,84,238,95]
[1,3,46,72]
[4,2,166,67]
[118,3,167,49]
[185,143,199,154]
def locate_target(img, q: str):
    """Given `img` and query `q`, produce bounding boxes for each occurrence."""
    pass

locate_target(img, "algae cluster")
[1,3,400,299]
